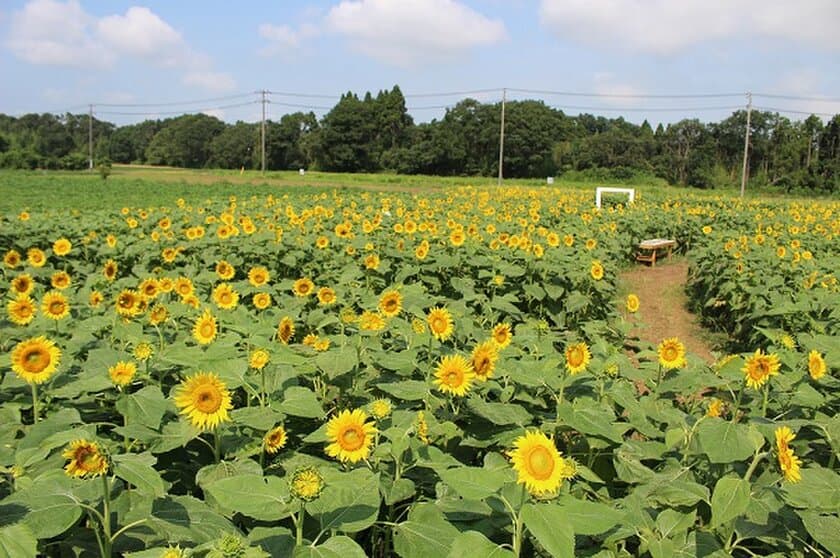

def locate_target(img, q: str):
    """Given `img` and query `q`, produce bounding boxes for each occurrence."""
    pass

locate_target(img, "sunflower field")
[1,183,838,558]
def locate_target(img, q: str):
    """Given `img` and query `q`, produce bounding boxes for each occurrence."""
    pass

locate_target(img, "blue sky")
[1,0,839,126]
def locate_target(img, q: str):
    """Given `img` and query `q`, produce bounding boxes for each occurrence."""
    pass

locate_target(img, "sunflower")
[471,340,499,381]
[139,278,159,299]
[508,431,575,497]
[8,295,36,325]
[11,274,34,296]
[27,247,46,267]
[174,372,233,431]
[315,236,329,249]
[215,260,235,280]
[491,322,513,349]
[807,349,827,380]
[289,467,325,501]
[449,230,465,246]
[379,290,402,318]
[103,259,118,281]
[160,546,184,558]
[63,440,109,478]
[427,306,454,341]
[212,283,239,310]
[193,310,218,345]
[775,426,802,483]
[174,276,194,298]
[434,354,475,397]
[626,294,640,313]
[11,336,61,384]
[89,290,104,308]
[249,348,270,370]
[317,287,337,306]
[253,292,271,310]
[565,342,591,375]
[42,290,70,321]
[133,342,154,361]
[325,408,377,463]
[415,411,430,444]
[590,260,604,281]
[115,289,142,317]
[53,238,72,256]
[742,349,780,390]
[51,271,71,290]
[277,316,295,344]
[706,398,724,418]
[109,361,137,387]
[293,278,315,297]
[263,425,288,454]
[3,249,21,268]
[158,277,174,293]
[411,317,427,334]
[657,338,686,370]
[359,311,386,331]
[364,254,380,270]
[247,266,270,287]
[369,398,393,420]
[148,304,168,326]
[106,234,117,248]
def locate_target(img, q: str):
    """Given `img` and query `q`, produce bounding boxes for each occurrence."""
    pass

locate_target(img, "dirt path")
[619,259,717,363]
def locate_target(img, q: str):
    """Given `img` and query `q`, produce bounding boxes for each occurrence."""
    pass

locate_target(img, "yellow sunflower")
[706,398,724,418]
[174,372,233,431]
[133,342,154,361]
[27,247,46,267]
[775,426,802,483]
[378,290,402,318]
[565,342,591,375]
[369,398,393,420]
[248,266,270,287]
[139,278,159,299]
[175,276,194,298]
[8,295,36,325]
[11,336,61,384]
[471,340,499,381]
[325,408,377,463]
[115,289,142,317]
[89,290,104,308]
[626,293,640,313]
[212,283,239,310]
[52,238,72,256]
[249,348,270,370]
[508,431,575,497]
[434,354,475,397]
[359,311,386,331]
[277,316,295,344]
[11,273,34,296]
[193,310,218,345]
[108,361,137,387]
[103,259,118,281]
[3,249,21,268]
[252,292,271,310]
[742,349,780,390]
[293,278,315,297]
[63,440,109,478]
[427,306,454,341]
[289,467,325,501]
[807,349,827,380]
[317,287,337,306]
[51,271,71,290]
[215,260,235,280]
[491,322,512,349]
[590,260,604,281]
[263,425,288,454]
[41,290,70,321]
[657,338,686,370]
[364,254,380,270]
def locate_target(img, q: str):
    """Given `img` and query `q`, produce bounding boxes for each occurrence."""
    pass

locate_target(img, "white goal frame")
[595,187,635,209]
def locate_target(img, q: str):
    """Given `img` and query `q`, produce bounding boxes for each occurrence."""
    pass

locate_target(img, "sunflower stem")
[213,429,222,463]
[100,475,112,558]
[761,385,769,418]
[511,508,524,558]
[295,501,305,546]
[260,369,266,407]
[731,386,744,423]
[31,383,39,424]
[743,451,767,482]
[259,448,266,471]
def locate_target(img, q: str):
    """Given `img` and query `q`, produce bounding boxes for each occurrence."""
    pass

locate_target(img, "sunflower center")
[194,387,221,413]
[49,301,64,314]
[432,318,446,332]
[526,446,555,480]
[340,425,365,451]
[569,348,583,367]
[24,348,48,373]
[474,356,489,375]
[663,347,679,361]
[220,292,232,304]
[445,369,463,387]
[200,323,214,337]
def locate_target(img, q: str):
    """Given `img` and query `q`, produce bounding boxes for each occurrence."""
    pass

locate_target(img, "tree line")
[1,85,838,192]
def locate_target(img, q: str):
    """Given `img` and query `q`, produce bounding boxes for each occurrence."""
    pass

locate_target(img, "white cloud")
[6,0,236,92]
[765,69,840,120]
[592,73,644,105]
[182,71,237,93]
[539,0,840,54]
[323,0,506,66]
[258,22,320,55]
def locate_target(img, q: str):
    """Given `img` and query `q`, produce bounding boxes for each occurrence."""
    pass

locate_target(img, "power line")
[509,88,744,99]
[403,88,502,98]
[96,100,259,116]
[754,105,839,118]
[753,93,840,102]
[549,104,744,113]
[95,92,255,108]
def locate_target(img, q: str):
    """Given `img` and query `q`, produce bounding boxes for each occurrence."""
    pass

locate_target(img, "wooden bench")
[636,239,676,266]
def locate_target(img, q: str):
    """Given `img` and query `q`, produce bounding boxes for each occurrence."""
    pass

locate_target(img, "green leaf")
[305,469,380,533]
[796,511,840,555]
[521,503,575,558]
[315,345,358,379]
[0,523,37,558]
[247,526,294,558]
[393,504,460,558]
[125,495,238,544]
[556,403,624,443]
[782,467,840,512]
[203,475,293,521]
[112,452,165,497]
[377,380,429,401]
[710,476,751,528]
[3,472,83,539]
[447,531,514,558]
[467,397,532,426]
[293,536,367,558]
[554,496,624,536]
[439,466,507,501]
[278,386,325,418]
[115,386,169,430]
[696,420,756,463]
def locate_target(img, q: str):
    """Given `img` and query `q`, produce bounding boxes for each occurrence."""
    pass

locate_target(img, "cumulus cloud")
[6,0,235,91]
[592,73,645,106]
[539,0,840,54]
[258,22,320,55]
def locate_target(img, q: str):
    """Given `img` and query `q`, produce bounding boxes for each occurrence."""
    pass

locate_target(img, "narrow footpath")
[620,259,717,364]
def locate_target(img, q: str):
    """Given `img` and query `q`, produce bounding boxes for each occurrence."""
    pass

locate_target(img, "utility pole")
[260,90,267,174]
[740,92,752,197]
[88,104,94,170]
[497,88,506,186]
